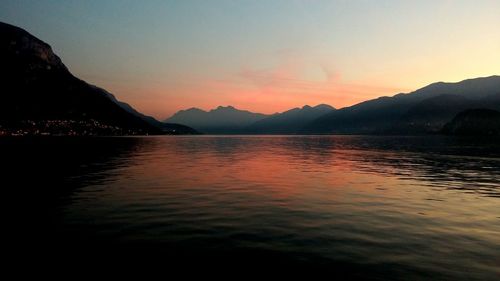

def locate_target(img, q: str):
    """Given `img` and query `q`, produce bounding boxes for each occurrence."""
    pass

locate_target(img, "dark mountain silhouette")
[304,76,500,134]
[98,88,198,134]
[388,94,473,134]
[442,109,500,136]
[393,93,500,134]
[246,104,335,134]
[0,22,196,135]
[165,106,269,134]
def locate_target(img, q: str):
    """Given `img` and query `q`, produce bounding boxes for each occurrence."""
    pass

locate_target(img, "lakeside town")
[0,119,148,136]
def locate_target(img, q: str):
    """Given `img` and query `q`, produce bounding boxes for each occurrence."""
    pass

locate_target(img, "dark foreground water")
[3,136,500,278]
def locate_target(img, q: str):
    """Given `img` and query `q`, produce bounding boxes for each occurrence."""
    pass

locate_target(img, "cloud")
[232,59,405,103]
[190,57,409,115]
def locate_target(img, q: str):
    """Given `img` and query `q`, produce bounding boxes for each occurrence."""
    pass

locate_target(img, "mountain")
[388,94,473,134]
[392,93,500,134]
[304,76,500,134]
[245,104,335,134]
[442,109,500,136]
[98,88,198,134]
[0,22,196,135]
[165,106,269,134]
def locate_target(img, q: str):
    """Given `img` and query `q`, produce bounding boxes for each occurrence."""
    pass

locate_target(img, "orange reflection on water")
[55,136,500,277]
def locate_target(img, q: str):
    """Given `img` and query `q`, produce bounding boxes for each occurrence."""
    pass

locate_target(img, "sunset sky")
[1,0,499,119]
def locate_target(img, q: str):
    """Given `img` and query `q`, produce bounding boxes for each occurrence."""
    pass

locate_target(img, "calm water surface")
[3,136,500,279]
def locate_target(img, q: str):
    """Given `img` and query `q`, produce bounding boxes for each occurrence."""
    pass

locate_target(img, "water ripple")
[2,135,500,279]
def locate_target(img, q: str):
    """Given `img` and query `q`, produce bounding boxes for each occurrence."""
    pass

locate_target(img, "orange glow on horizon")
[106,66,412,120]
[83,48,500,120]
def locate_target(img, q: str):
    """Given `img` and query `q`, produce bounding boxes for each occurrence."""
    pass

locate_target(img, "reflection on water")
[3,136,500,279]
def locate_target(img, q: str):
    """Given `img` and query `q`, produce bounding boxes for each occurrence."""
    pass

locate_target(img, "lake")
[3,136,500,279]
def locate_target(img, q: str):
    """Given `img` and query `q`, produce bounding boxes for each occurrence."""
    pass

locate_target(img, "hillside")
[304,76,500,134]
[0,22,196,135]
[442,109,500,136]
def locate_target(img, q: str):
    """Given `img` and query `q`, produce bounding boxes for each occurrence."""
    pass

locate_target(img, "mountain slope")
[388,94,472,134]
[98,88,199,134]
[246,104,335,134]
[442,109,500,136]
[165,106,269,134]
[304,76,500,134]
[0,22,196,135]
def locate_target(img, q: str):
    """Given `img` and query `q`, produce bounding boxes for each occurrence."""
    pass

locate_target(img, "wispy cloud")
[192,57,409,114]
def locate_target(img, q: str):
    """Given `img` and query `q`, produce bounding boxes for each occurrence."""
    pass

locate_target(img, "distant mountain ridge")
[166,75,500,136]
[0,21,196,135]
[165,106,269,134]
[246,104,335,134]
[303,76,500,134]
[165,104,336,134]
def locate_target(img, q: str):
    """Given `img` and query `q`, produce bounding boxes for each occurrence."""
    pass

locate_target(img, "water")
[3,136,500,279]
